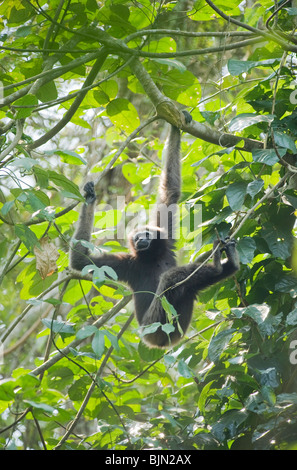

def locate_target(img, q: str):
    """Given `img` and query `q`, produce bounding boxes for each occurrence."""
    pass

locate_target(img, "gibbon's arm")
[166,239,240,294]
[70,182,132,283]
[156,111,192,239]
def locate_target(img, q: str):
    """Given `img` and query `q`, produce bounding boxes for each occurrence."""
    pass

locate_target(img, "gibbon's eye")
[145,232,150,239]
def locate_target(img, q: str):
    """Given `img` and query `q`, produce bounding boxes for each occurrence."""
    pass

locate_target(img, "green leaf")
[15,224,40,251]
[14,94,38,119]
[141,322,162,336]
[246,179,264,198]
[262,223,292,258]
[237,237,256,264]
[12,157,37,170]
[76,325,98,340]
[106,98,140,134]
[229,113,274,132]
[208,329,236,363]
[151,58,187,72]
[286,306,297,326]
[211,409,249,441]
[104,331,119,351]
[33,167,49,188]
[42,319,75,335]
[122,162,153,184]
[1,200,14,215]
[138,341,164,361]
[177,359,192,378]
[226,182,247,211]
[228,58,280,76]
[48,171,83,200]
[92,330,105,358]
[36,80,58,103]
[252,148,286,166]
[161,323,175,335]
[261,385,276,406]
[161,296,178,320]
[273,131,297,152]
[93,80,118,105]
[54,149,87,166]
[24,400,56,413]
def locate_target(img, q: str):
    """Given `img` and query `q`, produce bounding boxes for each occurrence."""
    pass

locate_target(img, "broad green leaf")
[161,322,175,335]
[12,157,37,170]
[226,182,247,211]
[76,325,98,340]
[228,58,280,76]
[94,80,118,105]
[262,223,292,258]
[47,149,87,166]
[229,113,274,132]
[140,322,162,336]
[177,359,192,378]
[24,400,56,413]
[15,224,40,251]
[208,329,236,363]
[92,330,105,358]
[138,341,164,361]
[273,131,297,152]
[48,171,83,200]
[246,179,264,198]
[36,80,58,103]
[237,237,256,264]
[14,94,38,119]
[286,306,297,326]
[122,162,153,184]
[42,319,75,335]
[211,410,249,441]
[252,148,286,166]
[106,98,140,134]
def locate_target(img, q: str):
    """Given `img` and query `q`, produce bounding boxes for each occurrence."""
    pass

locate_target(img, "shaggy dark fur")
[70,112,239,348]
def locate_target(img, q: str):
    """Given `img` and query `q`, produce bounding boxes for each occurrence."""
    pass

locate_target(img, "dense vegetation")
[1,0,297,450]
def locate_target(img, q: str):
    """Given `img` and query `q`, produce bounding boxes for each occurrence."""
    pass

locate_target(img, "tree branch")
[130,57,263,151]
[205,0,297,53]
[30,293,132,377]
[27,48,109,150]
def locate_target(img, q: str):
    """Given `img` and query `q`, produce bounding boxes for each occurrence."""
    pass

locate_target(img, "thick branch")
[131,57,263,151]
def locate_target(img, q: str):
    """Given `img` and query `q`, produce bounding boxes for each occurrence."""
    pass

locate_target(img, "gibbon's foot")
[182,110,192,125]
[83,181,96,204]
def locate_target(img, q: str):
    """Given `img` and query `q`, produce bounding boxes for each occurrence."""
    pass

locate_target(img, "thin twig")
[0,120,24,166]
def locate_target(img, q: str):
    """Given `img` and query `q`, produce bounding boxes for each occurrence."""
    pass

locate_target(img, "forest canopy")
[1,0,297,451]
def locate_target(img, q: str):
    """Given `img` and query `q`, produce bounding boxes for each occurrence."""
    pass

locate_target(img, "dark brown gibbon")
[70,111,240,348]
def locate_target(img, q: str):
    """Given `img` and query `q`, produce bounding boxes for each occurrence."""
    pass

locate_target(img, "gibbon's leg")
[141,239,239,347]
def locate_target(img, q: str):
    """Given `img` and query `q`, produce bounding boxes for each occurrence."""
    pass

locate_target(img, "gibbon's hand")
[83,181,96,205]
[220,237,237,253]
[182,110,192,125]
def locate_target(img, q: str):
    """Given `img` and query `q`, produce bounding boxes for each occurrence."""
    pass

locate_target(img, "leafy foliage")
[0,0,297,451]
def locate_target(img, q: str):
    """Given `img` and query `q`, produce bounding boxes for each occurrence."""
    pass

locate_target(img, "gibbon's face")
[133,229,154,252]
[129,227,166,255]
